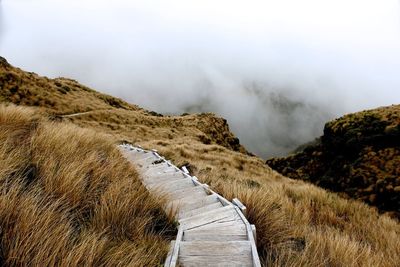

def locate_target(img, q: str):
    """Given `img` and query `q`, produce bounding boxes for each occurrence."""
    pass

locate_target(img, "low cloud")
[1,0,400,157]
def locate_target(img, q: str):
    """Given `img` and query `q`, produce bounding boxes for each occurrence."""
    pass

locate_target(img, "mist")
[1,0,400,158]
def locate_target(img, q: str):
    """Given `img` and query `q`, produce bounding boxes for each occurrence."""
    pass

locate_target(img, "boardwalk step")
[144,173,187,185]
[166,194,220,215]
[150,178,195,193]
[179,202,224,220]
[145,172,186,182]
[135,157,160,166]
[188,222,246,232]
[168,186,207,200]
[179,241,251,256]
[186,224,246,234]
[143,177,192,190]
[123,151,149,160]
[183,232,248,241]
[179,255,252,267]
[180,206,238,230]
[144,165,177,175]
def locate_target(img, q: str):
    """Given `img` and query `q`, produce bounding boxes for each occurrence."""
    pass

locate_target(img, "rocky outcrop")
[267,105,400,218]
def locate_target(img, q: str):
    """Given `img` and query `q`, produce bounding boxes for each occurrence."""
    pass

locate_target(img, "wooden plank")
[191,220,246,230]
[179,255,252,267]
[233,206,261,267]
[164,240,175,266]
[145,169,178,178]
[134,156,159,166]
[146,163,177,169]
[180,206,237,230]
[165,195,211,215]
[165,194,219,215]
[167,227,183,267]
[144,177,188,190]
[121,152,151,162]
[179,241,251,256]
[142,162,172,172]
[144,166,177,176]
[251,224,257,245]
[175,194,221,213]
[185,224,246,234]
[183,232,248,242]
[127,153,154,162]
[150,178,195,193]
[181,166,189,174]
[169,186,207,200]
[144,173,187,185]
[145,171,186,181]
[232,198,247,216]
[179,202,224,220]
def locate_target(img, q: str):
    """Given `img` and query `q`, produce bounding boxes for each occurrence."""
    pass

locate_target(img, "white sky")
[1,0,400,157]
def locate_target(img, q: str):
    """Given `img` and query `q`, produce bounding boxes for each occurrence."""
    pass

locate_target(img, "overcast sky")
[1,0,400,157]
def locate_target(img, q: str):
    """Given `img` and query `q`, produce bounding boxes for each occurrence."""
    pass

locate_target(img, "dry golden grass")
[0,104,175,266]
[1,58,400,266]
[152,144,400,266]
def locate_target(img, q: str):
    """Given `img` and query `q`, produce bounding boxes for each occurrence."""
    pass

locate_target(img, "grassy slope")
[1,57,400,266]
[0,105,175,266]
[267,105,400,218]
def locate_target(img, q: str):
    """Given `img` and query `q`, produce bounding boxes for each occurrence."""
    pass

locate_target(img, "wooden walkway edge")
[119,144,261,267]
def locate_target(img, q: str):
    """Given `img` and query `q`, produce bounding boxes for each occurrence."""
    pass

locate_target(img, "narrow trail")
[120,144,261,267]
[60,109,113,118]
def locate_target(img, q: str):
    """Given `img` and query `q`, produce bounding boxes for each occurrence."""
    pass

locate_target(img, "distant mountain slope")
[267,105,400,218]
[0,57,139,113]
[0,56,246,154]
[1,56,400,266]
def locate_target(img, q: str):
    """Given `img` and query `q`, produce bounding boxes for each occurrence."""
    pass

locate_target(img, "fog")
[1,0,400,157]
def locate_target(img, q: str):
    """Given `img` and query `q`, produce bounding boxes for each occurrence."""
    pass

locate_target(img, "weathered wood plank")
[142,162,173,172]
[168,186,207,200]
[183,232,248,242]
[179,241,251,256]
[164,240,175,266]
[134,156,160,166]
[121,153,148,162]
[180,206,238,230]
[144,173,187,185]
[179,255,252,267]
[168,227,183,267]
[175,194,221,213]
[150,178,195,193]
[130,154,157,163]
[179,202,224,220]
[190,220,246,230]
[185,224,246,234]
[145,170,185,179]
[232,198,247,216]
[144,177,187,190]
[233,206,262,267]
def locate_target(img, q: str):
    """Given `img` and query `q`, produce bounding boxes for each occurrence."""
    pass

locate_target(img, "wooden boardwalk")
[120,144,261,267]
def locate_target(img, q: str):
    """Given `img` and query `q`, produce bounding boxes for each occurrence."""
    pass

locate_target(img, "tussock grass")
[153,144,400,266]
[0,105,175,266]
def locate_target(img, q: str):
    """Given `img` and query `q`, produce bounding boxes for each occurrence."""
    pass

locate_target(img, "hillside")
[1,56,400,266]
[0,105,175,266]
[267,105,400,219]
